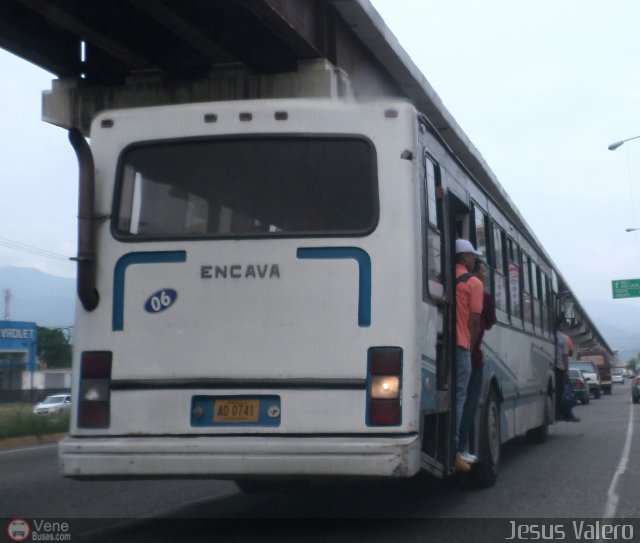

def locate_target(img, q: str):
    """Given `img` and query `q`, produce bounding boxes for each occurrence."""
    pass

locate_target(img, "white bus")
[59,97,557,488]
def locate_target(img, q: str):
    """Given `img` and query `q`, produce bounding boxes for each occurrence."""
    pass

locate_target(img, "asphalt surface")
[1,381,638,542]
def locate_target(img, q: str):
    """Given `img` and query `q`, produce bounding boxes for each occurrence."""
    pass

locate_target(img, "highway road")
[1,381,638,542]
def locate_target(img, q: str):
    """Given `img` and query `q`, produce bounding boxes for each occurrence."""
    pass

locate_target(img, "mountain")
[0,267,75,327]
[581,299,640,363]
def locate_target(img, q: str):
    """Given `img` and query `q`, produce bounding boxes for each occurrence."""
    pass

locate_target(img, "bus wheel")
[526,392,552,444]
[472,387,500,488]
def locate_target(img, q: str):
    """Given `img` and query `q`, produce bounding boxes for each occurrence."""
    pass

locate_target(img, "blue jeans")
[458,366,483,453]
[455,347,472,452]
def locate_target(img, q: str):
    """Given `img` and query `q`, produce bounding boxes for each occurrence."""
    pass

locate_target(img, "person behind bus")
[567,335,574,358]
[453,239,484,472]
[458,259,496,465]
[555,318,580,422]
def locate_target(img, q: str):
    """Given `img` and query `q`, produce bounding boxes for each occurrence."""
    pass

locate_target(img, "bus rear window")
[114,136,378,239]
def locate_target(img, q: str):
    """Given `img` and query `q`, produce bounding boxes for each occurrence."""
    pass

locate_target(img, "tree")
[626,358,637,373]
[37,327,72,368]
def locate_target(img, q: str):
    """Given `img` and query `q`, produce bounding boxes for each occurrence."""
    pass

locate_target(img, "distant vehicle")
[632,373,640,404]
[612,369,624,384]
[569,361,601,399]
[576,347,613,395]
[568,368,589,405]
[33,394,71,415]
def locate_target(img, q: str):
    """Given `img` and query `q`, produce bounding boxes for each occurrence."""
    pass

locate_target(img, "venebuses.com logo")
[6,518,71,541]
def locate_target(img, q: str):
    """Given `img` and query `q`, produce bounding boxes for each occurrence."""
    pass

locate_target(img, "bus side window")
[521,251,534,328]
[472,203,493,310]
[531,263,542,332]
[425,158,439,228]
[547,279,557,335]
[542,273,551,335]
[424,154,443,301]
[508,237,523,326]
[472,204,488,287]
[490,222,508,320]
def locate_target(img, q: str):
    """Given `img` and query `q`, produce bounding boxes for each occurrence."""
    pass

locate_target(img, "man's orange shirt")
[455,263,484,349]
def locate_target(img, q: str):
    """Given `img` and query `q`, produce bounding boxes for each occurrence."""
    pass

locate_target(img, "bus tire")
[526,391,552,444]
[472,386,500,488]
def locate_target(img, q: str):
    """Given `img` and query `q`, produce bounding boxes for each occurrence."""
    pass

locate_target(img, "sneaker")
[459,451,477,464]
[455,453,471,472]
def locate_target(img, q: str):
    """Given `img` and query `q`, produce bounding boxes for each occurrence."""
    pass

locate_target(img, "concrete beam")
[15,0,152,71]
[571,331,594,344]
[576,338,597,349]
[42,59,353,134]
[239,0,330,59]
[128,0,236,64]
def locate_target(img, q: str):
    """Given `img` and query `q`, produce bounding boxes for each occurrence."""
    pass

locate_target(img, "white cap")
[455,239,481,255]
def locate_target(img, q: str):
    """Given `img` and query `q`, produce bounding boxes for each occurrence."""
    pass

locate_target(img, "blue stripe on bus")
[113,251,187,331]
[296,247,371,327]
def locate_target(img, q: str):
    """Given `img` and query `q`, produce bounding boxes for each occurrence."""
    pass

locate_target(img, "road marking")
[603,401,634,518]
[0,443,57,455]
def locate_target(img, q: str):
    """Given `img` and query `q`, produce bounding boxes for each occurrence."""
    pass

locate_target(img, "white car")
[33,394,72,415]
[612,370,624,384]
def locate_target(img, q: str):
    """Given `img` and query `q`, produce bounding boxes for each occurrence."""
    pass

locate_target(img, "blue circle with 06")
[144,289,178,314]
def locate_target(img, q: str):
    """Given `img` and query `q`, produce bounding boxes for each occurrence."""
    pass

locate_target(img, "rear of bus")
[59,98,424,480]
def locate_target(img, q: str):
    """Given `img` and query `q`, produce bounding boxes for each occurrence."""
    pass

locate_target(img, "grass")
[0,403,69,439]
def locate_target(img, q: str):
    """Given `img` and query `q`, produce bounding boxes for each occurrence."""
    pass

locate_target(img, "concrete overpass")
[0,1,541,239]
[0,0,614,356]
[1,0,410,131]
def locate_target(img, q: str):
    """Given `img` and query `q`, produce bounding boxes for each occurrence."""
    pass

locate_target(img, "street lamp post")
[611,136,640,232]
[609,135,640,151]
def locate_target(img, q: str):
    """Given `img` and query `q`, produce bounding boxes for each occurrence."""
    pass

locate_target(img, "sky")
[1,0,640,314]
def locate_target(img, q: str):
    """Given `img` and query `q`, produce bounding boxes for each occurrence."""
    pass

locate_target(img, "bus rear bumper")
[58,434,421,479]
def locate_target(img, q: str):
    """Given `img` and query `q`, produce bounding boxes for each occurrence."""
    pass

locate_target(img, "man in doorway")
[555,318,580,423]
[458,258,496,465]
[454,238,484,472]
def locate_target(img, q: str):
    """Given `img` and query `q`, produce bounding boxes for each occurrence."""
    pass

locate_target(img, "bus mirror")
[561,300,575,325]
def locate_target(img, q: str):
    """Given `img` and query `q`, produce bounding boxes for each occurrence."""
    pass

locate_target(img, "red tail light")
[78,351,112,428]
[574,379,583,387]
[369,400,401,425]
[367,347,402,426]
[635,376,640,385]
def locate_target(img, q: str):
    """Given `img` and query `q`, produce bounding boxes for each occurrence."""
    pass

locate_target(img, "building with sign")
[0,320,37,392]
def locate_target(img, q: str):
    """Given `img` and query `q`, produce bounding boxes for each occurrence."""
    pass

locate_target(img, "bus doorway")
[418,155,473,476]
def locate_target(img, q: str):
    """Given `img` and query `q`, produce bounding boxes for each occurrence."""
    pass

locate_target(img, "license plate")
[213,399,260,423]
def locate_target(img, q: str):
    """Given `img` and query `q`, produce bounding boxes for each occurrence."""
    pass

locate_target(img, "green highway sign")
[612,279,640,299]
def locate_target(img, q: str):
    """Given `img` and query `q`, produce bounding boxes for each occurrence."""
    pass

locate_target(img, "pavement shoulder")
[0,432,67,450]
